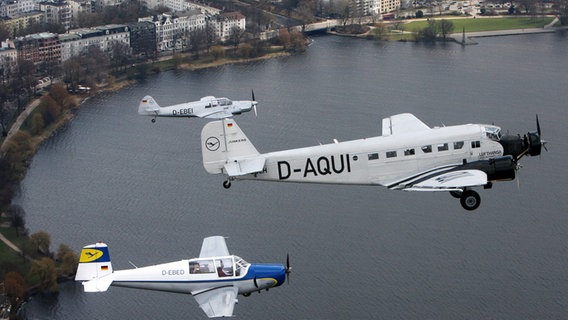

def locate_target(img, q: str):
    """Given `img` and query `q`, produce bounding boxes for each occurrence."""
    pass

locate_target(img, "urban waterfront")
[16,33,568,319]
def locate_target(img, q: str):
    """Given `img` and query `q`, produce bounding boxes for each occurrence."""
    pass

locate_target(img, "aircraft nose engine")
[500,115,545,160]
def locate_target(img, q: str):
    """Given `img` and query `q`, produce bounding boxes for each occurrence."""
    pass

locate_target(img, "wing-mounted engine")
[499,115,545,160]
[461,156,516,182]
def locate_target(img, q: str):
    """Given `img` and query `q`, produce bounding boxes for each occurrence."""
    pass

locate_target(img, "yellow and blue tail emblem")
[75,242,114,292]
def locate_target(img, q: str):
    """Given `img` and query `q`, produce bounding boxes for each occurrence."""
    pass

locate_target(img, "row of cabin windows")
[368,140,481,161]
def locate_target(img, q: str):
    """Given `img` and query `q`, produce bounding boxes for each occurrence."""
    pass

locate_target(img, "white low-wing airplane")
[138,92,258,122]
[75,236,289,318]
[200,113,545,211]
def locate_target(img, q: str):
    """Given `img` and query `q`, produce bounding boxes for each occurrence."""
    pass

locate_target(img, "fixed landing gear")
[151,118,156,123]
[460,190,480,211]
[223,180,232,189]
[450,189,481,211]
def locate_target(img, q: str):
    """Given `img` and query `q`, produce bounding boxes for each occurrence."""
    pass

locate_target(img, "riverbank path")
[0,99,40,154]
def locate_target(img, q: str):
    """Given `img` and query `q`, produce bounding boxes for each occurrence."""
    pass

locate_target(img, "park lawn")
[405,17,555,33]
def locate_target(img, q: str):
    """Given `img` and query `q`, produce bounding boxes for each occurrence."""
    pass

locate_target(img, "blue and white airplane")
[75,236,289,318]
[200,114,545,211]
[138,92,257,123]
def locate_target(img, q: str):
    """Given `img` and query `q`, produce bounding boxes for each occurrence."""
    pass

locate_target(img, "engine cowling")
[462,156,516,181]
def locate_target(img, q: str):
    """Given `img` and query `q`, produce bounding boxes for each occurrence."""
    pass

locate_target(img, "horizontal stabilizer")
[224,157,266,176]
[403,170,487,191]
[83,275,114,292]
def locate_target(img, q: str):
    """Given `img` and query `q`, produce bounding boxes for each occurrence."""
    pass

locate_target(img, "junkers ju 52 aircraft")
[200,113,546,211]
[138,91,258,122]
[75,236,290,318]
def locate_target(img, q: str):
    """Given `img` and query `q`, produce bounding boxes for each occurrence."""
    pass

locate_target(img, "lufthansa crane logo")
[205,137,220,151]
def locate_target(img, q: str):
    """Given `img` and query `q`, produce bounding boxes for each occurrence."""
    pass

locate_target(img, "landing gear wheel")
[460,190,480,211]
[151,118,156,123]
[223,180,232,189]
[450,190,462,198]
[243,292,251,297]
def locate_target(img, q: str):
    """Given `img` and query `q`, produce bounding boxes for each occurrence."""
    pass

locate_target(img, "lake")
[16,32,568,319]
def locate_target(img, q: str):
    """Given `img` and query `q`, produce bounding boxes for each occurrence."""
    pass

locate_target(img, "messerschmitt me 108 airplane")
[138,91,258,122]
[200,113,546,211]
[75,236,290,318]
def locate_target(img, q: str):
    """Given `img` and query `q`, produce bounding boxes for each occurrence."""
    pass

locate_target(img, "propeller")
[251,89,258,117]
[253,276,258,289]
[536,114,548,152]
[285,253,291,284]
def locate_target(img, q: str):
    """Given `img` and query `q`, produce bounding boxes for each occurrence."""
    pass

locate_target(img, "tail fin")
[75,242,114,292]
[201,119,260,174]
[138,95,160,115]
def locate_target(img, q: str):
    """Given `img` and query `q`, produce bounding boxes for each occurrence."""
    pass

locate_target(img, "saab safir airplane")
[75,236,290,318]
[200,113,546,211]
[138,91,257,122]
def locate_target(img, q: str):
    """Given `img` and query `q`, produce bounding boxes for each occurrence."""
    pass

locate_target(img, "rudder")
[75,242,114,292]
[138,95,160,115]
[201,119,259,174]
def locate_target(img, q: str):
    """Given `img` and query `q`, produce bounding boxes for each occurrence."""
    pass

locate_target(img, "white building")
[213,11,245,42]
[59,24,129,61]
[141,10,206,53]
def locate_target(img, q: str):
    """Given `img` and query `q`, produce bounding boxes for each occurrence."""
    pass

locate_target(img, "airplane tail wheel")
[151,118,156,123]
[460,190,480,211]
[223,180,232,189]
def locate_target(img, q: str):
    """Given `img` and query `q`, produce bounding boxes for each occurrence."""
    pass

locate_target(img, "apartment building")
[13,32,61,65]
[140,10,206,53]
[59,24,129,61]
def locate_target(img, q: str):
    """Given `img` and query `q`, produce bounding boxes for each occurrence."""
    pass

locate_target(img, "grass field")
[405,16,556,33]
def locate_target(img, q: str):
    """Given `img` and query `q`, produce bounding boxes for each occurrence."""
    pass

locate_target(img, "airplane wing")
[200,110,234,119]
[193,286,238,318]
[199,236,230,258]
[391,169,488,191]
[224,157,266,176]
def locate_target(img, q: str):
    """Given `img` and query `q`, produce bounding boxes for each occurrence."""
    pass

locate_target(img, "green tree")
[4,271,26,313]
[28,257,58,293]
[38,95,61,126]
[236,43,254,58]
[439,19,454,40]
[210,46,226,60]
[8,204,26,236]
[48,83,73,110]
[28,112,45,136]
[56,244,79,276]
[30,231,51,255]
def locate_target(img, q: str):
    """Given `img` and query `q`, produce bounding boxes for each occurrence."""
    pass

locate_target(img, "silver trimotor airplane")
[75,236,289,318]
[200,114,546,211]
[138,92,257,122]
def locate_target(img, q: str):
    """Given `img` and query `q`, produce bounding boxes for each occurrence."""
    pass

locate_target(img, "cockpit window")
[484,126,502,141]
[234,256,249,277]
[218,98,232,106]
[190,259,215,274]
[215,258,234,277]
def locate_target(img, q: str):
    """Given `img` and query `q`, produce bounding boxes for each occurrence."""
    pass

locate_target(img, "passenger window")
[421,145,432,153]
[190,259,215,274]
[453,141,464,150]
[386,151,397,158]
[437,143,449,151]
[471,141,481,148]
[404,149,415,156]
[368,153,379,160]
